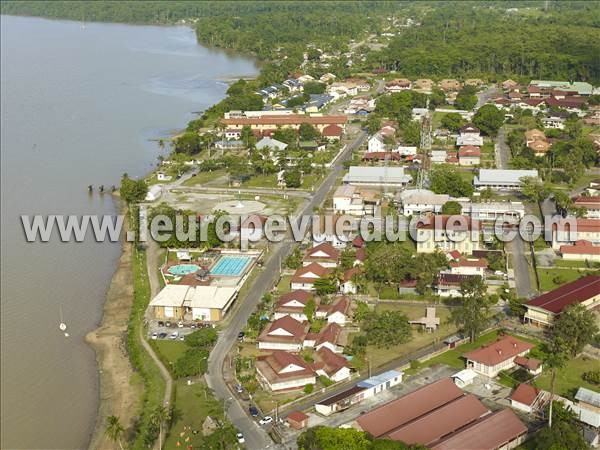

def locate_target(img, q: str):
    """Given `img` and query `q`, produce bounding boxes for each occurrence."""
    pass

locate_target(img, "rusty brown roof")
[356,378,464,438]
[464,335,534,367]
[387,394,489,445]
[431,408,528,450]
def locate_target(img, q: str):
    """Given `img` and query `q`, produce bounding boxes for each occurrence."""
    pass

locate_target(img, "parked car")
[236,433,245,444]
[259,416,273,425]
[151,332,158,340]
[235,384,243,393]
[157,321,164,327]
[158,332,167,339]
[165,321,172,327]
[248,406,259,417]
[237,331,245,342]
[170,331,179,340]
[179,335,185,341]
[178,321,184,328]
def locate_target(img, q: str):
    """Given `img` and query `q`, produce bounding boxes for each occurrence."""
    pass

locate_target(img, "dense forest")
[2,1,599,83]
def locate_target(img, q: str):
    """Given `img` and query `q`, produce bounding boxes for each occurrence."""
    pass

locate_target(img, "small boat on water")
[59,305,67,333]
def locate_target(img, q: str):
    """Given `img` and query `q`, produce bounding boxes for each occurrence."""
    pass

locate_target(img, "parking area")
[147,320,215,341]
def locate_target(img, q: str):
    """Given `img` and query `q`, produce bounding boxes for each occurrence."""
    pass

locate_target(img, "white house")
[448,258,488,277]
[342,166,412,188]
[313,347,351,383]
[257,316,309,351]
[273,290,315,321]
[333,185,366,216]
[256,351,316,392]
[356,370,403,400]
[464,335,534,377]
[400,189,450,216]
[290,262,331,291]
[156,172,172,182]
[474,169,539,191]
[510,383,540,414]
[303,242,340,268]
[394,145,417,156]
[367,133,386,153]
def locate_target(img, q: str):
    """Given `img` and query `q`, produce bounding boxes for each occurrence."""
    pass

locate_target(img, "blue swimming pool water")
[210,256,251,276]
[168,264,200,275]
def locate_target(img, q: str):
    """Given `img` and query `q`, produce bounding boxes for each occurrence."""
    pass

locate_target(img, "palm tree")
[104,415,125,450]
[546,338,568,428]
[150,405,171,450]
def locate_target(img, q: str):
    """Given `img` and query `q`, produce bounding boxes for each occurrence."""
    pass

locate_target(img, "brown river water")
[0,15,257,449]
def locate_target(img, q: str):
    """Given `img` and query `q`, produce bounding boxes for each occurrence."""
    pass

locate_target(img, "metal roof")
[343,166,412,184]
[357,370,403,388]
[475,169,539,185]
[576,387,600,408]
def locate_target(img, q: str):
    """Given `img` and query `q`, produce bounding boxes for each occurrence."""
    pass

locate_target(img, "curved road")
[206,129,367,449]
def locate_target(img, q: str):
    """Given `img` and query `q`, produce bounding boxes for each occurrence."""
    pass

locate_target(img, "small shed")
[286,411,309,430]
[452,369,477,388]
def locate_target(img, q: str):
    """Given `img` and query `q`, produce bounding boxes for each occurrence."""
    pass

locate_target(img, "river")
[0,15,257,450]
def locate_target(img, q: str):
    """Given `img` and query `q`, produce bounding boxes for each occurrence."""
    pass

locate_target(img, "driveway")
[206,130,367,449]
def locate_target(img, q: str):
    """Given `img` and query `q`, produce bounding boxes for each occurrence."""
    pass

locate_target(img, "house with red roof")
[559,240,600,262]
[510,383,541,414]
[458,146,481,166]
[315,296,351,325]
[573,196,600,219]
[464,335,534,377]
[312,347,351,382]
[514,355,543,375]
[314,322,343,353]
[341,267,361,295]
[290,262,331,291]
[448,258,488,277]
[273,290,315,321]
[322,124,343,141]
[303,242,340,268]
[257,316,310,351]
[255,351,316,392]
[524,275,600,327]
[550,218,600,250]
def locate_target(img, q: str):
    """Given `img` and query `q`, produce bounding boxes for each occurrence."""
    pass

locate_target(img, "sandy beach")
[85,205,142,450]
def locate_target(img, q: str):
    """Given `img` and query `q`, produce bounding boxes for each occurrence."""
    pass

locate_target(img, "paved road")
[206,130,368,449]
[476,85,501,109]
[495,126,510,170]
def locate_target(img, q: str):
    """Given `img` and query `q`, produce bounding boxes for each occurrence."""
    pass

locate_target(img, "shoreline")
[85,200,142,450]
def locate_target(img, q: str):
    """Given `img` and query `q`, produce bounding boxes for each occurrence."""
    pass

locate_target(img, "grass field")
[182,169,228,186]
[537,267,591,291]
[352,304,458,369]
[553,259,600,269]
[164,380,227,450]
[418,330,541,372]
[535,356,600,399]
[152,340,187,371]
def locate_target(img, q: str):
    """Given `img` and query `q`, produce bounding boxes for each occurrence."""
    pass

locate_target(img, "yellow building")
[416,215,481,254]
[149,284,238,322]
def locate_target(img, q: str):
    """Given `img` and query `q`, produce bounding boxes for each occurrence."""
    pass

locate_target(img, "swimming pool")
[210,256,252,277]
[168,264,200,276]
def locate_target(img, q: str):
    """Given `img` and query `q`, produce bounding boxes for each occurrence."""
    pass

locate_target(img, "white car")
[151,332,158,340]
[236,432,245,444]
[259,416,273,425]
[178,321,184,328]
[170,331,179,340]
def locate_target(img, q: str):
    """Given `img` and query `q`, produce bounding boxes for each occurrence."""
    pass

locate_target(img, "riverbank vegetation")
[4,1,599,84]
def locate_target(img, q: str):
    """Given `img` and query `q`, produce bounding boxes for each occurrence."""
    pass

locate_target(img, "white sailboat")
[59,305,67,332]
